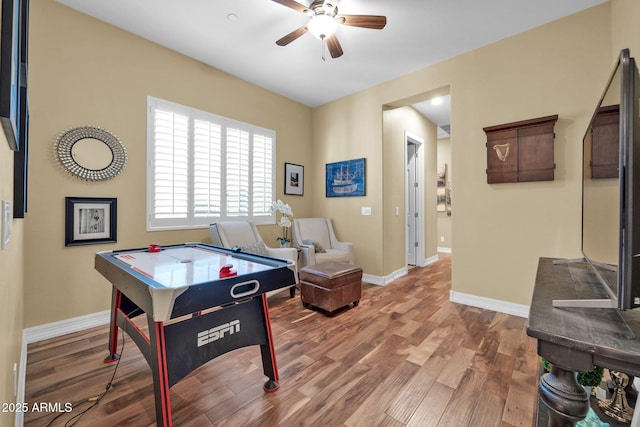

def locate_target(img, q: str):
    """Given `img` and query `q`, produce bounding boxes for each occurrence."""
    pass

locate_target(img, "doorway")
[405,132,425,267]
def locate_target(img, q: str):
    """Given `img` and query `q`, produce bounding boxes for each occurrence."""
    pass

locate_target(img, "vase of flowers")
[271,200,293,247]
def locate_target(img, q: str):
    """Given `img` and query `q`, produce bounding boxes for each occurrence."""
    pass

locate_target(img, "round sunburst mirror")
[55,125,127,181]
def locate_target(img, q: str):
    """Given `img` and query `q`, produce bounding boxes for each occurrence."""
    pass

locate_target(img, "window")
[147,97,275,230]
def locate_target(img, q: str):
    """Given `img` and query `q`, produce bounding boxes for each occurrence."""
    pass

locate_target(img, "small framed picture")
[284,162,304,196]
[65,197,117,246]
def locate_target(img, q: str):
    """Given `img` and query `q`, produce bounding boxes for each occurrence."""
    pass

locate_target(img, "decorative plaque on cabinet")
[483,114,558,184]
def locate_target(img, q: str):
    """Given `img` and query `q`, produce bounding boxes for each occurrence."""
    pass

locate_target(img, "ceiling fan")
[272,0,387,59]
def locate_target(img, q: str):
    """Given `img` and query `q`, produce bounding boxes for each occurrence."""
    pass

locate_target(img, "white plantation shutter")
[152,109,189,219]
[147,97,275,230]
[193,119,222,217]
[252,133,273,217]
[225,127,250,217]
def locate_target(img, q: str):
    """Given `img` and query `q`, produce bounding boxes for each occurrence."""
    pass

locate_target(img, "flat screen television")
[559,48,640,310]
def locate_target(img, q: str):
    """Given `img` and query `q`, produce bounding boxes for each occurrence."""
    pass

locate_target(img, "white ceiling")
[413,95,451,139]
[56,0,606,130]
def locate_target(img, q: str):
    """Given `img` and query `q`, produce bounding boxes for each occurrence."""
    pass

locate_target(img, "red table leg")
[148,318,173,427]
[104,288,121,363]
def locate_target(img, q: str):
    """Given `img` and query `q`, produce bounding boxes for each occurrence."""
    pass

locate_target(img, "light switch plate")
[361,207,372,216]
[1,200,11,250]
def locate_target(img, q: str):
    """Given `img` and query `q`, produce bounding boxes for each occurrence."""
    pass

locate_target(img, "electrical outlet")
[440,236,445,242]
[361,207,372,216]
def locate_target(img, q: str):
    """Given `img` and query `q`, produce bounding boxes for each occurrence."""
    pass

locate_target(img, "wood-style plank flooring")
[24,253,540,426]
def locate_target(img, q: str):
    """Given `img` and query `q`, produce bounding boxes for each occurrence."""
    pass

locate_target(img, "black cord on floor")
[44,332,125,427]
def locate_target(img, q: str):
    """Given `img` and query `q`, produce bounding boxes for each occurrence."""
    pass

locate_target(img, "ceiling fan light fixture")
[307,15,338,39]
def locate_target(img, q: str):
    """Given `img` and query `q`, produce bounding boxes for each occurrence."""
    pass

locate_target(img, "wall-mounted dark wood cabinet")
[483,114,558,184]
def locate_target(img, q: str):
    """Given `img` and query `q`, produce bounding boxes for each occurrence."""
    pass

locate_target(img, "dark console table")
[527,257,640,425]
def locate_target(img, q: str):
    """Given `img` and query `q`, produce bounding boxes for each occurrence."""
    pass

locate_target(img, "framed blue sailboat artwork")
[325,158,366,197]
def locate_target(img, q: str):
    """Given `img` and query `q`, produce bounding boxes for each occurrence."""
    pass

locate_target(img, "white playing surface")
[114,246,272,288]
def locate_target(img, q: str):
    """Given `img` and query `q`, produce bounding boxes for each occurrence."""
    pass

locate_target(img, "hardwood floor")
[24,253,540,426]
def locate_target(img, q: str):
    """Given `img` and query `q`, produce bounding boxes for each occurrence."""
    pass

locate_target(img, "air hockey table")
[94,243,297,427]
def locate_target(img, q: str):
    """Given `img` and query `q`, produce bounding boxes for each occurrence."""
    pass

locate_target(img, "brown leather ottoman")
[299,262,362,313]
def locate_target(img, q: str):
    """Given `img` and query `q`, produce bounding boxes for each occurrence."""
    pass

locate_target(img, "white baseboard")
[363,266,408,286]
[14,338,27,427]
[449,290,530,318]
[423,254,439,266]
[363,253,439,286]
[16,311,110,427]
[437,247,452,254]
[23,310,111,344]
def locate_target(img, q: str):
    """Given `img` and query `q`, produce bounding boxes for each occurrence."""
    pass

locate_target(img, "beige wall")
[447,5,613,305]
[313,3,614,305]
[23,0,313,327]
[612,0,640,59]
[0,131,25,424]
[311,93,386,273]
[437,137,452,250]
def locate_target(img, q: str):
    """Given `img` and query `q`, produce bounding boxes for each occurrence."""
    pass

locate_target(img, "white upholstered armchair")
[210,221,298,296]
[292,218,354,268]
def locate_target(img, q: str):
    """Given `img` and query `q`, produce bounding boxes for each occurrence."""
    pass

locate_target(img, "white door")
[405,133,424,266]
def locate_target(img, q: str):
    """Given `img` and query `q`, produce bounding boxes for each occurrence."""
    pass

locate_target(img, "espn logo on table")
[197,320,240,347]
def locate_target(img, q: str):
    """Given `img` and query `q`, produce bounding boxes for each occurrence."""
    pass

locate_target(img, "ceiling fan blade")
[326,34,343,58]
[272,0,310,14]
[276,26,309,46]
[338,15,387,29]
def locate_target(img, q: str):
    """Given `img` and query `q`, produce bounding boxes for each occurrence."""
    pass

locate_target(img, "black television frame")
[0,0,20,151]
[618,48,640,310]
[0,0,29,218]
[553,49,640,310]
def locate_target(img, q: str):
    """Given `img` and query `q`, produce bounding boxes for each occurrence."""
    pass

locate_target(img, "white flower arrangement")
[270,200,293,244]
